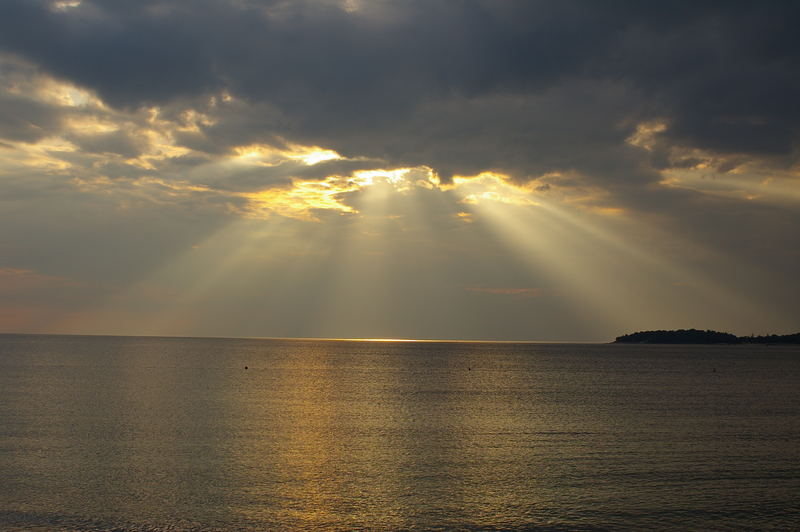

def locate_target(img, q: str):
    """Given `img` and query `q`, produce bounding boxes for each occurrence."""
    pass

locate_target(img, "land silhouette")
[614,329,800,344]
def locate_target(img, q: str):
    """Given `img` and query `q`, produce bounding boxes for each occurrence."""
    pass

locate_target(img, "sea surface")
[0,334,798,531]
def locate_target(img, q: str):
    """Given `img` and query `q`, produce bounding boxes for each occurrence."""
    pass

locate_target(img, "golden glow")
[0,137,77,172]
[585,206,626,216]
[5,54,792,340]
[231,164,574,224]
[52,0,82,10]
[460,188,778,333]
[351,167,415,186]
[625,119,798,205]
[0,63,574,225]
[341,337,423,342]
[233,143,342,166]
[46,84,96,108]
[177,109,216,132]
[447,172,541,206]
[285,144,341,165]
[0,79,197,176]
[623,117,800,205]
[134,176,212,194]
[242,177,358,220]
[465,198,628,329]
[343,0,360,12]
[8,74,103,109]
[237,166,439,220]
[661,166,800,203]
[626,120,667,150]
[456,211,474,223]
[64,115,120,134]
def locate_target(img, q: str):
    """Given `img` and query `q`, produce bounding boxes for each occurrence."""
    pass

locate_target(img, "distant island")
[614,329,800,344]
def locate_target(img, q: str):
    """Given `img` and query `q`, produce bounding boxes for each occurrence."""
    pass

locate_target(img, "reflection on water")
[1,335,799,530]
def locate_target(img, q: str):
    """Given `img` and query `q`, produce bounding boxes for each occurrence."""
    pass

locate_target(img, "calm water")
[0,335,798,531]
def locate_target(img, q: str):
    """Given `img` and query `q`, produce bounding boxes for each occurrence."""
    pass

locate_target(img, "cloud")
[0,1,797,181]
[1,0,798,218]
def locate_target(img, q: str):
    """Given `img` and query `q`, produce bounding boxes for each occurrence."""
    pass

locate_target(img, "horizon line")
[0,331,608,344]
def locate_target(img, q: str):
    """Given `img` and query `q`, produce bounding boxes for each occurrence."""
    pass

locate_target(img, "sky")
[0,0,798,341]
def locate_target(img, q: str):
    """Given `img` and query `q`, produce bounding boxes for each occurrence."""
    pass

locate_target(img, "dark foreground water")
[0,335,798,531]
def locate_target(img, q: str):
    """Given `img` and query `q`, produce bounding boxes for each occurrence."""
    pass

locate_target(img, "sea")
[0,334,798,531]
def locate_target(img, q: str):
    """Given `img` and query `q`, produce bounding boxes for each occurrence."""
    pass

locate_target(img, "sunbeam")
[455,180,785,335]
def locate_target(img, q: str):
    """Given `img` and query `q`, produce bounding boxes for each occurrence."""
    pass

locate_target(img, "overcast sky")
[1,0,798,341]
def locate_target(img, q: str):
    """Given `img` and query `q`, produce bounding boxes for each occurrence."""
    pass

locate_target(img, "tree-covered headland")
[614,329,800,344]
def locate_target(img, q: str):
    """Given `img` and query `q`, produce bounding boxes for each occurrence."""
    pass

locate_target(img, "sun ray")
[456,179,785,334]
[533,199,783,327]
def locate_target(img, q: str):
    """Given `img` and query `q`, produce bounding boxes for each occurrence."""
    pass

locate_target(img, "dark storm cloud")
[0,0,224,107]
[2,0,799,183]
